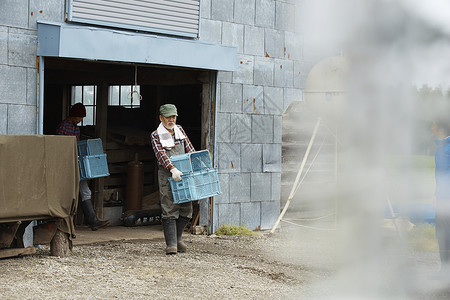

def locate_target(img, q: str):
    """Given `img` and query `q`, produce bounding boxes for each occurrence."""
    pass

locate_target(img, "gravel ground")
[1,225,450,299]
[0,230,308,299]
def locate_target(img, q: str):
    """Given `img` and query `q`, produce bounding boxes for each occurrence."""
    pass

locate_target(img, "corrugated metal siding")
[67,0,200,38]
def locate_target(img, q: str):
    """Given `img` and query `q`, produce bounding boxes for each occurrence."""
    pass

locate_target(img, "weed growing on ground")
[214,225,257,236]
[408,223,438,252]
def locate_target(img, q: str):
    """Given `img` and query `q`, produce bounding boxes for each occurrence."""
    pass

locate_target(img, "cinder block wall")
[199,0,309,230]
[0,0,65,134]
[1,0,311,231]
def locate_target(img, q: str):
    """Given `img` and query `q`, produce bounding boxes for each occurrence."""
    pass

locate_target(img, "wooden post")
[200,74,213,234]
[50,229,70,257]
[94,82,109,218]
[155,86,163,124]
[154,86,164,196]
[204,72,216,235]
[62,85,69,119]
[201,75,211,150]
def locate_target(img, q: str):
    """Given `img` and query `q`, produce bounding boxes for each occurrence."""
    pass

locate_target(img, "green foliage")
[414,84,448,102]
[386,155,435,204]
[386,155,434,170]
[408,223,438,252]
[413,84,450,122]
[214,225,257,236]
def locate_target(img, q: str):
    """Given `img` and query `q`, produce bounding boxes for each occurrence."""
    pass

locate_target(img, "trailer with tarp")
[0,135,79,258]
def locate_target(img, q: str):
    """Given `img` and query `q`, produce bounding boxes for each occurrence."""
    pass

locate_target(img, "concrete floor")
[72,224,163,246]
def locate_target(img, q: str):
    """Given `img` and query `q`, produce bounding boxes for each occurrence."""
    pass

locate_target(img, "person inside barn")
[431,117,450,279]
[56,102,110,231]
[151,104,195,255]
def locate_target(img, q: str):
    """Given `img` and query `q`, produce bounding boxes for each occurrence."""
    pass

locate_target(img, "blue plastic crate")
[77,138,104,156]
[169,153,191,174]
[79,154,110,180]
[190,151,213,172]
[170,150,212,174]
[169,168,221,203]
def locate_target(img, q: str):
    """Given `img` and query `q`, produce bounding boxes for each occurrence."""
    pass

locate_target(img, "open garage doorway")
[43,57,216,228]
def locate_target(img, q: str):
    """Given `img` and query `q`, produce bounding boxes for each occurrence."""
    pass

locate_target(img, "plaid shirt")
[151,125,195,170]
[56,119,80,141]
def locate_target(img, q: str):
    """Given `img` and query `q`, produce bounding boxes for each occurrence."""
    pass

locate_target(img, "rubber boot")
[176,216,190,252]
[81,200,110,231]
[162,218,177,255]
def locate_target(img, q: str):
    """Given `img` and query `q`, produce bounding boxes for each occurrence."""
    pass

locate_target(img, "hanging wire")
[281,219,337,231]
[128,65,142,104]
[292,134,326,197]
[303,106,343,146]
[284,213,335,222]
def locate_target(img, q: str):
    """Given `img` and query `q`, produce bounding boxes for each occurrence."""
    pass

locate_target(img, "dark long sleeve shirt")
[56,119,80,141]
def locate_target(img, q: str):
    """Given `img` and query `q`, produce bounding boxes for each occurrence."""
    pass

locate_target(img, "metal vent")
[67,0,200,38]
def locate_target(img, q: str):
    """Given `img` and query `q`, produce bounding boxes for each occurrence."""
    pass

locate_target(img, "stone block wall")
[200,0,309,230]
[0,0,65,134]
[0,0,313,231]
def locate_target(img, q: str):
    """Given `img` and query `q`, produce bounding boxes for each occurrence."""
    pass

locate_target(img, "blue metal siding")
[37,21,237,72]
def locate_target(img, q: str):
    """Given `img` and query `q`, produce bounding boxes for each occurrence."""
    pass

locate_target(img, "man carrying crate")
[56,103,110,231]
[151,104,195,255]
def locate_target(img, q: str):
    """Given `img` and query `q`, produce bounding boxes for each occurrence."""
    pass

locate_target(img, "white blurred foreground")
[282,0,450,298]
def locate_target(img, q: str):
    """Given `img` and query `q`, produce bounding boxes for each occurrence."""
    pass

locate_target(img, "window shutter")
[67,0,200,38]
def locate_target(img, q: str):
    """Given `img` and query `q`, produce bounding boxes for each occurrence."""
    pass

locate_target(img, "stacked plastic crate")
[168,150,221,203]
[77,138,110,180]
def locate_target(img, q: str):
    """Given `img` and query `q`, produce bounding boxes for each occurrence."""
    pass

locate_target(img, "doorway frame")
[39,57,218,230]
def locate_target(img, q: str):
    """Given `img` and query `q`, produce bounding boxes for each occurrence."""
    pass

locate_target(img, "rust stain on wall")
[253,98,259,113]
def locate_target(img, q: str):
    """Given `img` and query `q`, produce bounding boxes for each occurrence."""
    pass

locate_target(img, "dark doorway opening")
[43,58,214,225]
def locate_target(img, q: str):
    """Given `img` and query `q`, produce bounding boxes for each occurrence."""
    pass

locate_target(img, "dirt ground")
[1,223,450,299]
[0,225,311,299]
